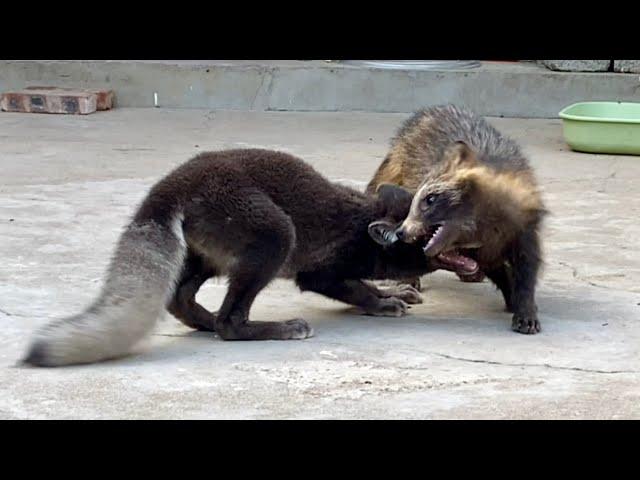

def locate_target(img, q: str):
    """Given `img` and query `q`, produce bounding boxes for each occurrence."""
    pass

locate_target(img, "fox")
[367,105,546,334]
[23,148,470,367]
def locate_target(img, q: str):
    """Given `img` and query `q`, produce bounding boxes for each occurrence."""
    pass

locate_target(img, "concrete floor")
[0,109,638,419]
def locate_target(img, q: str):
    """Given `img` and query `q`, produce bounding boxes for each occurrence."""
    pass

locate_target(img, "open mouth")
[436,249,479,275]
[422,224,479,276]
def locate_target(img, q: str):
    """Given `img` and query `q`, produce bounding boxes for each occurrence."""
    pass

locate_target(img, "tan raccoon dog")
[367,105,546,334]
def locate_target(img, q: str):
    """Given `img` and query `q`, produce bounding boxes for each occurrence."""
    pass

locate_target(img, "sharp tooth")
[425,237,435,250]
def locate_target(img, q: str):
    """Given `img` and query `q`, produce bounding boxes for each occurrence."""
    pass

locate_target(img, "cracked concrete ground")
[0,109,638,419]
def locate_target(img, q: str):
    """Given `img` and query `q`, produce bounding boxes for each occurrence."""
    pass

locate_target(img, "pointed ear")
[443,141,478,171]
[375,183,414,216]
[368,220,399,247]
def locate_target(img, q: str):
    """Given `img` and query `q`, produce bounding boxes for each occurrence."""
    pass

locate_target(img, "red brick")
[1,89,97,115]
[94,90,115,110]
[24,86,114,110]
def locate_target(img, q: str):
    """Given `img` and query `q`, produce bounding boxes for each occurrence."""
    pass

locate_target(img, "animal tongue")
[436,251,479,274]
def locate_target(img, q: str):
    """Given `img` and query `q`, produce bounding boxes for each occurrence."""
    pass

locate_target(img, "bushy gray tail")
[23,211,186,367]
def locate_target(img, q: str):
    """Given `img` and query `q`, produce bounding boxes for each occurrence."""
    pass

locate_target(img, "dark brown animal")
[24,148,465,367]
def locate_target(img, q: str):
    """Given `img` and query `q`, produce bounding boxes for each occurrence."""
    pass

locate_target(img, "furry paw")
[216,318,314,340]
[364,297,410,317]
[378,284,423,304]
[407,277,423,291]
[392,285,424,304]
[511,313,541,334]
[283,319,315,339]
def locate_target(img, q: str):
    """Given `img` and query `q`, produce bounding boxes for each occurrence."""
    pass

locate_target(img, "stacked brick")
[1,87,114,114]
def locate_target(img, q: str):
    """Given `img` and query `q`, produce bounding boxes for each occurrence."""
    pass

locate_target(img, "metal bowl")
[340,60,481,70]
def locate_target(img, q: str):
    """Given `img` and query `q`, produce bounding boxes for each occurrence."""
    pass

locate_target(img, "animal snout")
[397,220,424,244]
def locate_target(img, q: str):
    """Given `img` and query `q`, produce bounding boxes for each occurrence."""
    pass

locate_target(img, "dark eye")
[419,194,436,212]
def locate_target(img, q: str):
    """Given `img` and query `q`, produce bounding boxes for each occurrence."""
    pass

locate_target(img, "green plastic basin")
[559,102,640,155]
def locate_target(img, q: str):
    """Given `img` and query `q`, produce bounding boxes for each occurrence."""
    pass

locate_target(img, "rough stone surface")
[614,60,640,73]
[538,60,611,72]
[0,109,638,419]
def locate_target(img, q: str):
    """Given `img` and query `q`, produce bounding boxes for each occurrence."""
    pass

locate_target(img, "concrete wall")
[1,60,639,118]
